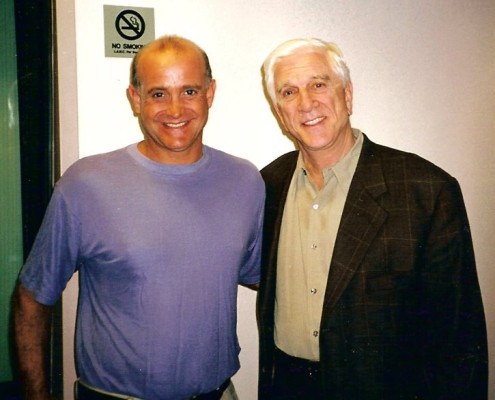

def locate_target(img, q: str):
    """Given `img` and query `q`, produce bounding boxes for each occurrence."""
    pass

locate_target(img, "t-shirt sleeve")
[19,186,81,306]
[238,182,265,285]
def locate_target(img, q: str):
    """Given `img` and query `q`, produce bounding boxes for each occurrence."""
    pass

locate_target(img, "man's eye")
[185,89,197,96]
[314,82,325,89]
[282,89,293,97]
[152,92,164,98]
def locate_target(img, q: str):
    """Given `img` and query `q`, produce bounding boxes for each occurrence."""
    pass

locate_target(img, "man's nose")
[298,90,318,112]
[167,96,182,117]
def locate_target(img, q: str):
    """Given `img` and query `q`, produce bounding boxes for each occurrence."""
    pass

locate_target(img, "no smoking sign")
[104,5,155,58]
[116,10,146,40]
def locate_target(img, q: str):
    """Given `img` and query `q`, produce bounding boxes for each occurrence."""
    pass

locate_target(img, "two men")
[14,36,264,400]
[257,38,487,399]
[14,34,487,400]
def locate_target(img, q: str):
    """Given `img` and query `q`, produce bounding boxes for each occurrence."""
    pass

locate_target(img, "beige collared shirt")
[274,129,363,361]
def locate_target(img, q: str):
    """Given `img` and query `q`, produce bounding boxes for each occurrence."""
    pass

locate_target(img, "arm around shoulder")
[13,282,54,400]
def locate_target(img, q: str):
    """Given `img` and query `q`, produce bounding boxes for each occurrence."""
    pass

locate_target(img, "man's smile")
[164,121,188,128]
[303,116,325,126]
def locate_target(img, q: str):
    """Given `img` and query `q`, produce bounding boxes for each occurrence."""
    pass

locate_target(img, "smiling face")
[273,48,354,163]
[128,45,215,164]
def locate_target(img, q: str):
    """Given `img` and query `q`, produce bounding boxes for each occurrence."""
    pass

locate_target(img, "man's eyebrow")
[312,74,331,81]
[146,84,205,94]
[276,74,332,93]
[146,84,204,94]
[181,84,204,91]
[146,86,167,95]
[277,81,292,93]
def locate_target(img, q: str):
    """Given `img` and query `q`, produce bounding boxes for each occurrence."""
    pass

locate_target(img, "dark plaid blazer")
[258,134,487,399]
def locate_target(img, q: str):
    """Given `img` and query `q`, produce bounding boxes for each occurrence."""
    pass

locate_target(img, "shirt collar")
[296,128,363,192]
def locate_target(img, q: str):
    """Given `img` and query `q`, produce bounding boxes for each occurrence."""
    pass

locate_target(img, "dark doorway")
[0,0,61,398]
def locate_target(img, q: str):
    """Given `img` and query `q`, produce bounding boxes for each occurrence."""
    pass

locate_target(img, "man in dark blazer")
[257,38,487,399]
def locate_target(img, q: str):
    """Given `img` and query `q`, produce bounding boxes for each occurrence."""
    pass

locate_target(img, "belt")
[75,379,231,400]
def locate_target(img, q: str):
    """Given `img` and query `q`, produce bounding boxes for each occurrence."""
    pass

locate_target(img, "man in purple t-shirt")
[13,35,264,400]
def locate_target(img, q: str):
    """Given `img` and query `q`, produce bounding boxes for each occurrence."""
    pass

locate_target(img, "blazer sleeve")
[419,177,487,398]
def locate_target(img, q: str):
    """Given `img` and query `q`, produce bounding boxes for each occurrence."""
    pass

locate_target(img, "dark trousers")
[272,347,325,400]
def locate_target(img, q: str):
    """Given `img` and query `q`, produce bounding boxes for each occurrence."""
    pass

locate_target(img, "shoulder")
[208,146,262,177]
[261,151,298,182]
[362,135,455,183]
[56,146,132,191]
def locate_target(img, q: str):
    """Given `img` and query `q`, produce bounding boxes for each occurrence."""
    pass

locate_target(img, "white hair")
[262,38,351,103]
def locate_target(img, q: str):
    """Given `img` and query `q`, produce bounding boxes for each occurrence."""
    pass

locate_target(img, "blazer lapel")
[322,136,388,311]
[265,152,298,262]
[260,152,298,313]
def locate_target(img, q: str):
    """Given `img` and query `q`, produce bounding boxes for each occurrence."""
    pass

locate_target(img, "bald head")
[130,35,213,89]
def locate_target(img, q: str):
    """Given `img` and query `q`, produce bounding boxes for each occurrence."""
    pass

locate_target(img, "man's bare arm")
[13,283,53,400]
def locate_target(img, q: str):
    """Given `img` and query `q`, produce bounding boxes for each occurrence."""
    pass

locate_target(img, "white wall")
[57,0,495,398]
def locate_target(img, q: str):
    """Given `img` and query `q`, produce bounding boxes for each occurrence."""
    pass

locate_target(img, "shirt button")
[310,288,317,294]
[313,330,319,337]
[313,204,319,210]
[311,243,317,249]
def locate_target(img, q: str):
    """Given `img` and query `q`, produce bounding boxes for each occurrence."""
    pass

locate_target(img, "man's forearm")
[13,283,53,400]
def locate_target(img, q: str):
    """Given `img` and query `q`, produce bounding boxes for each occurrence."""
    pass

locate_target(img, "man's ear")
[127,85,141,115]
[344,82,353,116]
[206,79,216,108]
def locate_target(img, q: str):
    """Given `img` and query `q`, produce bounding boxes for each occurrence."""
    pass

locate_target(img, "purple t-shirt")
[20,144,265,400]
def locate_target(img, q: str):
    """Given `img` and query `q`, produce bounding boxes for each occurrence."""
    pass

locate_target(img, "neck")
[301,130,356,190]
[138,141,203,165]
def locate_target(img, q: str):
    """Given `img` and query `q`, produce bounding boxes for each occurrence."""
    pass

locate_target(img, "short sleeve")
[19,186,81,306]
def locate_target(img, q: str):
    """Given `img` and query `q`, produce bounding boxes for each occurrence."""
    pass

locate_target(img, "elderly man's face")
[128,46,215,164]
[273,49,353,157]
